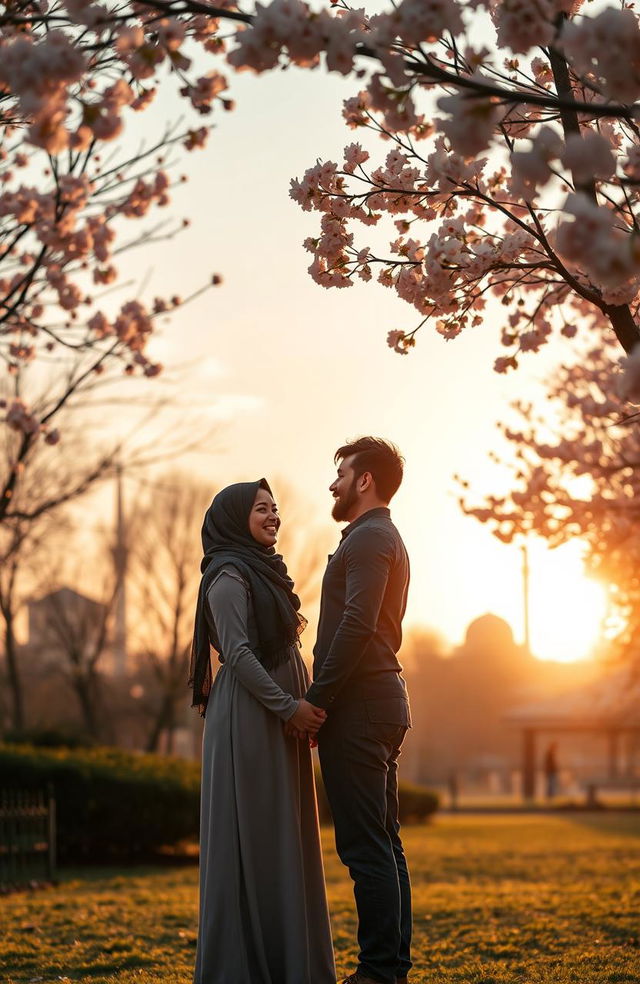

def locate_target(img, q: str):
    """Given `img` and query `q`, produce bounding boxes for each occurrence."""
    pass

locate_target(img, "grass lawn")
[3,813,640,984]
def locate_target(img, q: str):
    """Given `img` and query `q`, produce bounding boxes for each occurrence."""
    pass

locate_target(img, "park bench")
[0,786,57,892]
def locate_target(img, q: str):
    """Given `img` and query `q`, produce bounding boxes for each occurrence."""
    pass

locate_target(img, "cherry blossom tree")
[283,1,640,379]
[4,0,640,432]
[458,330,640,657]
[0,2,226,522]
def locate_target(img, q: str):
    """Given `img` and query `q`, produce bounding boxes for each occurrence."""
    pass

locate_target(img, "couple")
[190,436,412,984]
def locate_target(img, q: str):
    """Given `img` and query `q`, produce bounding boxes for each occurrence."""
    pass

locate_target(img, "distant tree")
[30,579,116,741]
[127,474,212,752]
[0,508,62,733]
[0,390,213,735]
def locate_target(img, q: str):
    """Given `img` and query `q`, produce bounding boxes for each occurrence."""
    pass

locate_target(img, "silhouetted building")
[401,612,603,793]
[28,587,108,660]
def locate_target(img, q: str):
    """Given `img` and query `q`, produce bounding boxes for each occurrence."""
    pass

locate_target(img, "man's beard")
[331,479,359,521]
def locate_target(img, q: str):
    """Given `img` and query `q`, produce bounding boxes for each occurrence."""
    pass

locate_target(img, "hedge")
[0,744,438,862]
[0,744,201,862]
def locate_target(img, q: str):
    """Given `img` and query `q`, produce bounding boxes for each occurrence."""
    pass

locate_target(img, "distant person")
[303,437,413,984]
[189,479,335,984]
[544,741,560,800]
[448,770,459,811]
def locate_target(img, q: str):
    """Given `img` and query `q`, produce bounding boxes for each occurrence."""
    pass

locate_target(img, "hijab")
[189,478,305,713]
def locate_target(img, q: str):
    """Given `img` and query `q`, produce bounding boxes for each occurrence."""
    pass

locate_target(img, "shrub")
[314,764,439,824]
[0,744,439,864]
[0,744,201,862]
[3,728,96,749]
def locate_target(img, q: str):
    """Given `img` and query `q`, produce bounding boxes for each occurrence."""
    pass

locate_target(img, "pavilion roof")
[505,668,640,730]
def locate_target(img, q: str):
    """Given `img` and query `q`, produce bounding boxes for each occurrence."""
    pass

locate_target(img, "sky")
[88,12,610,663]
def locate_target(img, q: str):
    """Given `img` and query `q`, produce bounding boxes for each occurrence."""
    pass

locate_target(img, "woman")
[190,478,335,984]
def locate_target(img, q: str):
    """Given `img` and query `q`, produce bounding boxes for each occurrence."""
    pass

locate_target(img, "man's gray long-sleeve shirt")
[306,507,410,710]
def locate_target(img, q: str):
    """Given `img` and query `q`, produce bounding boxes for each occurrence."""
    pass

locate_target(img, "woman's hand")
[289,698,327,736]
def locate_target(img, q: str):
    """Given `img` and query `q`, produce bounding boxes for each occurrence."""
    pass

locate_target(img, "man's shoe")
[341,974,383,984]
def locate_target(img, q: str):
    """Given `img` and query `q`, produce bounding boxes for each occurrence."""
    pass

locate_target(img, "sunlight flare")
[527,541,608,663]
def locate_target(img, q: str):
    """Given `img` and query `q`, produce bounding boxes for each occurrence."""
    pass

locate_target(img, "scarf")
[189,478,305,714]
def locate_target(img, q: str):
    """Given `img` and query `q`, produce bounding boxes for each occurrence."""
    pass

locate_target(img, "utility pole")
[521,542,531,654]
[112,463,128,676]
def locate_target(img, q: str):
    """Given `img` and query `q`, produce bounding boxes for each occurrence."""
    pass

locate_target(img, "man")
[544,742,559,800]
[305,436,412,984]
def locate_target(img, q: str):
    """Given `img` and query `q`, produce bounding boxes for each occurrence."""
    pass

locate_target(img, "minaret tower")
[112,463,128,676]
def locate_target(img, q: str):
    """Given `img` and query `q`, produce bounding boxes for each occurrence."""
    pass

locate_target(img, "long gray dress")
[193,566,335,984]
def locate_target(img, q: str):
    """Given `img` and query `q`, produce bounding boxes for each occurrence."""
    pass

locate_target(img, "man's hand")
[289,698,327,736]
[283,719,307,741]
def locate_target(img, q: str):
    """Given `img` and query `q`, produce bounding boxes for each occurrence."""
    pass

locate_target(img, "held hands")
[284,699,327,742]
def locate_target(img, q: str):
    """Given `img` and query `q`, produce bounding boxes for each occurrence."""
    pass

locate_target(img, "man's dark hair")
[334,437,404,502]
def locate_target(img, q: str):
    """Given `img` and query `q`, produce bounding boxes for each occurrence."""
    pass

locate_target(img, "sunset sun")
[526,541,608,664]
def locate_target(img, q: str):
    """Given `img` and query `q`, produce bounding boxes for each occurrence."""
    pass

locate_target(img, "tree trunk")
[549,18,640,355]
[145,692,174,753]
[166,722,175,756]
[72,671,101,740]
[603,304,640,355]
[3,610,24,732]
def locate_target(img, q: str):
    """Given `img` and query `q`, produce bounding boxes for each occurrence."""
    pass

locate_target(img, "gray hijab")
[189,479,304,713]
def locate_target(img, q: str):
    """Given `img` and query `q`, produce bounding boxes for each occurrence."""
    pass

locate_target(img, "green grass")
[3,814,640,983]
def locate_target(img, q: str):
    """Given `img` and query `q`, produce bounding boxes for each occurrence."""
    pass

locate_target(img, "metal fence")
[0,786,56,891]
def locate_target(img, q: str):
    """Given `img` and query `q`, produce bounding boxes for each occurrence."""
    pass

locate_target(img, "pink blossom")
[561,8,640,103]
[494,356,518,373]
[115,26,145,56]
[556,193,640,304]
[155,18,186,52]
[9,343,36,361]
[490,0,555,54]
[324,16,360,75]
[342,92,369,129]
[366,73,420,133]
[437,89,501,157]
[424,135,488,194]
[184,127,209,151]
[181,73,228,113]
[228,0,344,74]
[88,311,112,337]
[376,0,463,46]
[387,329,412,354]
[131,87,156,112]
[70,125,93,151]
[6,399,40,435]
[561,131,616,185]
[509,126,562,201]
[45,428,61,445]
[113,300,153,350]
[343,142,369,174]
[123,41,165,81]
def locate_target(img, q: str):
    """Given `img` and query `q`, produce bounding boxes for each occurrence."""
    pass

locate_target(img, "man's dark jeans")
[318,697,412,984]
